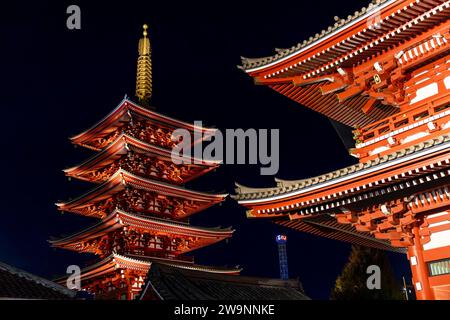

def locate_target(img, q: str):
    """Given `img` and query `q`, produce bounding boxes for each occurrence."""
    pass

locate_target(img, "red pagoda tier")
[236,0,450,299]
[53,25,238,300]
[64,131,220,184]
[69,98,217,152]
[50,209,233,257]
[57,169,227,219]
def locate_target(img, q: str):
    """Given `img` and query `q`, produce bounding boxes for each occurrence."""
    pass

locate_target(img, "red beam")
[361,97,378,114]
[336,85,363,102]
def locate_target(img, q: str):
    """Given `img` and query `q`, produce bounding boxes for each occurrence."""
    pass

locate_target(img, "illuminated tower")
[276,235,289,280]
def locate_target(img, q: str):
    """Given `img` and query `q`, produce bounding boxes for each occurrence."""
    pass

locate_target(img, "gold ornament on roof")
[136,24,152,105]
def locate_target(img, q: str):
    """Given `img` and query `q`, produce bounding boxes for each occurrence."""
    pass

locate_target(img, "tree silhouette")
[331,245,405,300]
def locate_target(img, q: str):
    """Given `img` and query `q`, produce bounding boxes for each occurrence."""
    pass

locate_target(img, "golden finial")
[143,24,148,36]
[136,24,152,105]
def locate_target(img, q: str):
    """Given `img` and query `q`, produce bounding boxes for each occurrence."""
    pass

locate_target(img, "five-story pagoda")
[51,25,238,300]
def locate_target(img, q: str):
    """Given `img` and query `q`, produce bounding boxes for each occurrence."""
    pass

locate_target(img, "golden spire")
[135,24,152,105]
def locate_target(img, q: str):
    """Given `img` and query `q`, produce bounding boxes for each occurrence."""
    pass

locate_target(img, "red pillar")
[408,224,434,300]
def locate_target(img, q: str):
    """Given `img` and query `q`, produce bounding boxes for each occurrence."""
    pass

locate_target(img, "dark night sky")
[0,0,410,299]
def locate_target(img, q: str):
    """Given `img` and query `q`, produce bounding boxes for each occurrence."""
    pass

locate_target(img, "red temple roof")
[235,133,450,205]
[57,169,227,218]
[64,133,220,184]
[240,0,450,127]
[235,0,450,297]
[50,209,234,254]
[71,98,218,151]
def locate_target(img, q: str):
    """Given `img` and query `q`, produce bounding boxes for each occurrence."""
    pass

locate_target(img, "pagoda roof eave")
[64,133,221,177]
[50,209,234,247]
[235,133,450,204]
[49,213,119,246]
[70,98,217,147]
[54,253,241,283]
[56,169,228,213]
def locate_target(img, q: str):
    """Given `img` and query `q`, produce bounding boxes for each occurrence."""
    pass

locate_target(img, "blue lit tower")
[276,234,288,280]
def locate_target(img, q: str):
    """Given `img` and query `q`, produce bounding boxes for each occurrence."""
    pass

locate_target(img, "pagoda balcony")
[125,121,176,150]
[124,249,194,263]
[79,154,202,185]
[93,190,201,220]
[85,120,177,152]
[81,156,185,185]
[61,229,216,260]
[95,246,196,263]
[59,228,221,259]
[61,193,217,219]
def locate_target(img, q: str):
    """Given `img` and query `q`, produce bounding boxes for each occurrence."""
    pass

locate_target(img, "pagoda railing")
[356,54,450,146]
[125,250,194,263]
[355,103,450,146]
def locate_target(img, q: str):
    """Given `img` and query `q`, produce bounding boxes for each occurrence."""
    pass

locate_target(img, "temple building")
[235,0,450,300]
[51,25,238,300]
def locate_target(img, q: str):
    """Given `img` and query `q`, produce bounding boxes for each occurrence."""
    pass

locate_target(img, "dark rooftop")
[140,263,310,300]
[0,261,76,300]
